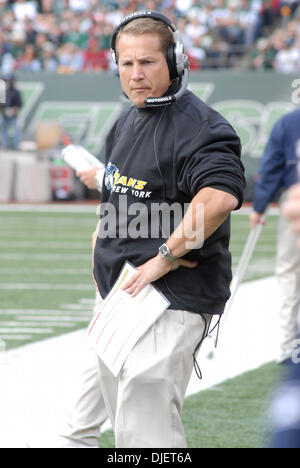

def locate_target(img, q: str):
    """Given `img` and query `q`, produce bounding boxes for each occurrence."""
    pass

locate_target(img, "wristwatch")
[158,243,178,261]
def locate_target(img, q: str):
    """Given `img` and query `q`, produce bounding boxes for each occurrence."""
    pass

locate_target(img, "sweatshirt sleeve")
[177,120,245,209]
[253,117,285,214]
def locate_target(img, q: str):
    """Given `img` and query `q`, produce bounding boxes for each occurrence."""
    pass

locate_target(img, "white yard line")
[0,309,92,315]
[0,284,93,290]
[0,254,91,261]
[0,241,91,249]
[17,316,89,323]
[0,269,92,276]
[1,321,76,328]
[0,327,54,334]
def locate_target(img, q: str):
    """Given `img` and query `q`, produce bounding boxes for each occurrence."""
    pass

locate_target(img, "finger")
[178,259,198,268]
[122,274,140,291]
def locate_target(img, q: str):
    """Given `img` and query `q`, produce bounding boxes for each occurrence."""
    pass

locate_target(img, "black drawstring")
[193,314,222,380]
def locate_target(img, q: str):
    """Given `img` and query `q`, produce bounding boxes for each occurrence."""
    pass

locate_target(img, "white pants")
[58,294,108,448]
[276,195,300,362]
[98,307,211,448]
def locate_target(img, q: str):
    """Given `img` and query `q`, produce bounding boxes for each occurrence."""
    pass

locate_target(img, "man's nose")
[131,62,144,80]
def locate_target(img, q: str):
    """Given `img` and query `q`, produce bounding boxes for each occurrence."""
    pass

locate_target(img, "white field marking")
[0,328,54,334]
[234,206,279,216]
[0,204,98,213]
[230,245,276,253]
[1,321,76,328]
[0,334,32,340]
[0,253,91,261]
[0,241,91,249]
[79,298,95,304]
[0,284,93,291]
[0,268,91,276]
[0,309,92,315]
[61,304,94,310]
[17,316,89,323]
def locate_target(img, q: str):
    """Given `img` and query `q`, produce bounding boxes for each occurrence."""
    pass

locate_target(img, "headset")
[110,10,190,107]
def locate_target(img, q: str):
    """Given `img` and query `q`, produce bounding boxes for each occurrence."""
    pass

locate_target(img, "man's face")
[117,33,172,108]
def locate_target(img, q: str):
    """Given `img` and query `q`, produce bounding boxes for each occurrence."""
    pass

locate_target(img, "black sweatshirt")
[94,89,245,316]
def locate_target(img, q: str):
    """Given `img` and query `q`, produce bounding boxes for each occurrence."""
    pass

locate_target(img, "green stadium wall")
[14,71,300,200]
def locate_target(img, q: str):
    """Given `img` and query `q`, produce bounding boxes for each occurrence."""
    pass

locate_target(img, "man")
[283,184,300,238]
[250,108,300,364]
[268,183,300,449]
[56,168,109,449]
[92,11,245,448]
[0,74,22,150]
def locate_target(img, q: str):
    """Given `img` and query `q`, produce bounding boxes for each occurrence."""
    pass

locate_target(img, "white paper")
[62,144,104,172]
[85,262,170,377]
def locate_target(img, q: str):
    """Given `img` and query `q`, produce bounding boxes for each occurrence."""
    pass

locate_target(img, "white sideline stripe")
[0,254,90,261]
[17,316,89,323]
[0,309,92,315]
[0,217,96,225]
[234,206,279,216]
[0,204,98,213]
[0,204,279,215]
[0,328,54,334]
[61,304,94,310]
[0,284,94,291]
[1,321,76,328]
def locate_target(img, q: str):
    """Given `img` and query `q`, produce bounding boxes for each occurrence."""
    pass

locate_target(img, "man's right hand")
[92,221,100,291]
[249,211,265,229]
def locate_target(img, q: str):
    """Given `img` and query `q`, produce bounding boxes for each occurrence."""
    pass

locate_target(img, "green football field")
[0,206,280,448]
[0,206,278,350]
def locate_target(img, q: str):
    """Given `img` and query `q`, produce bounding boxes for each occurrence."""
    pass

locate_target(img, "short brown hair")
[115,18,174,60]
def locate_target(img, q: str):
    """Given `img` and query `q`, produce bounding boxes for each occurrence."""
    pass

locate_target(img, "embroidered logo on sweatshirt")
[105,163,152,199]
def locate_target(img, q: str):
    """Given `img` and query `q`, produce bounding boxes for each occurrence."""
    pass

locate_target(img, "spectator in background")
[61,16,89,49]
[16,43,41,71]
[56,42,84,73]
[13,0,37,22]
[83,37,109,72]
[273,36,300,72]
[0,74,22,150]
[250,37,276,69]
[40,41,58,71]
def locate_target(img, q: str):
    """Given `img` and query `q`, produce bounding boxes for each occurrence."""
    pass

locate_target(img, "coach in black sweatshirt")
[93,11,245,448]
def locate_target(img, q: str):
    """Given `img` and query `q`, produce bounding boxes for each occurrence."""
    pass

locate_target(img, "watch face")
[159,245,168,256]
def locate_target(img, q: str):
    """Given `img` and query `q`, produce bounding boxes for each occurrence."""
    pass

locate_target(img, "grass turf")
[0,207,280,448]
[98,362,283,448]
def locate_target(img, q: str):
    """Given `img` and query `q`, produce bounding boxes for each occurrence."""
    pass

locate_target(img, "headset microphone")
[145,61,189,107]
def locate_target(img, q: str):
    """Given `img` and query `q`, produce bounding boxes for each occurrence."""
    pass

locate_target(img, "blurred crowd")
[0,0,300,74]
